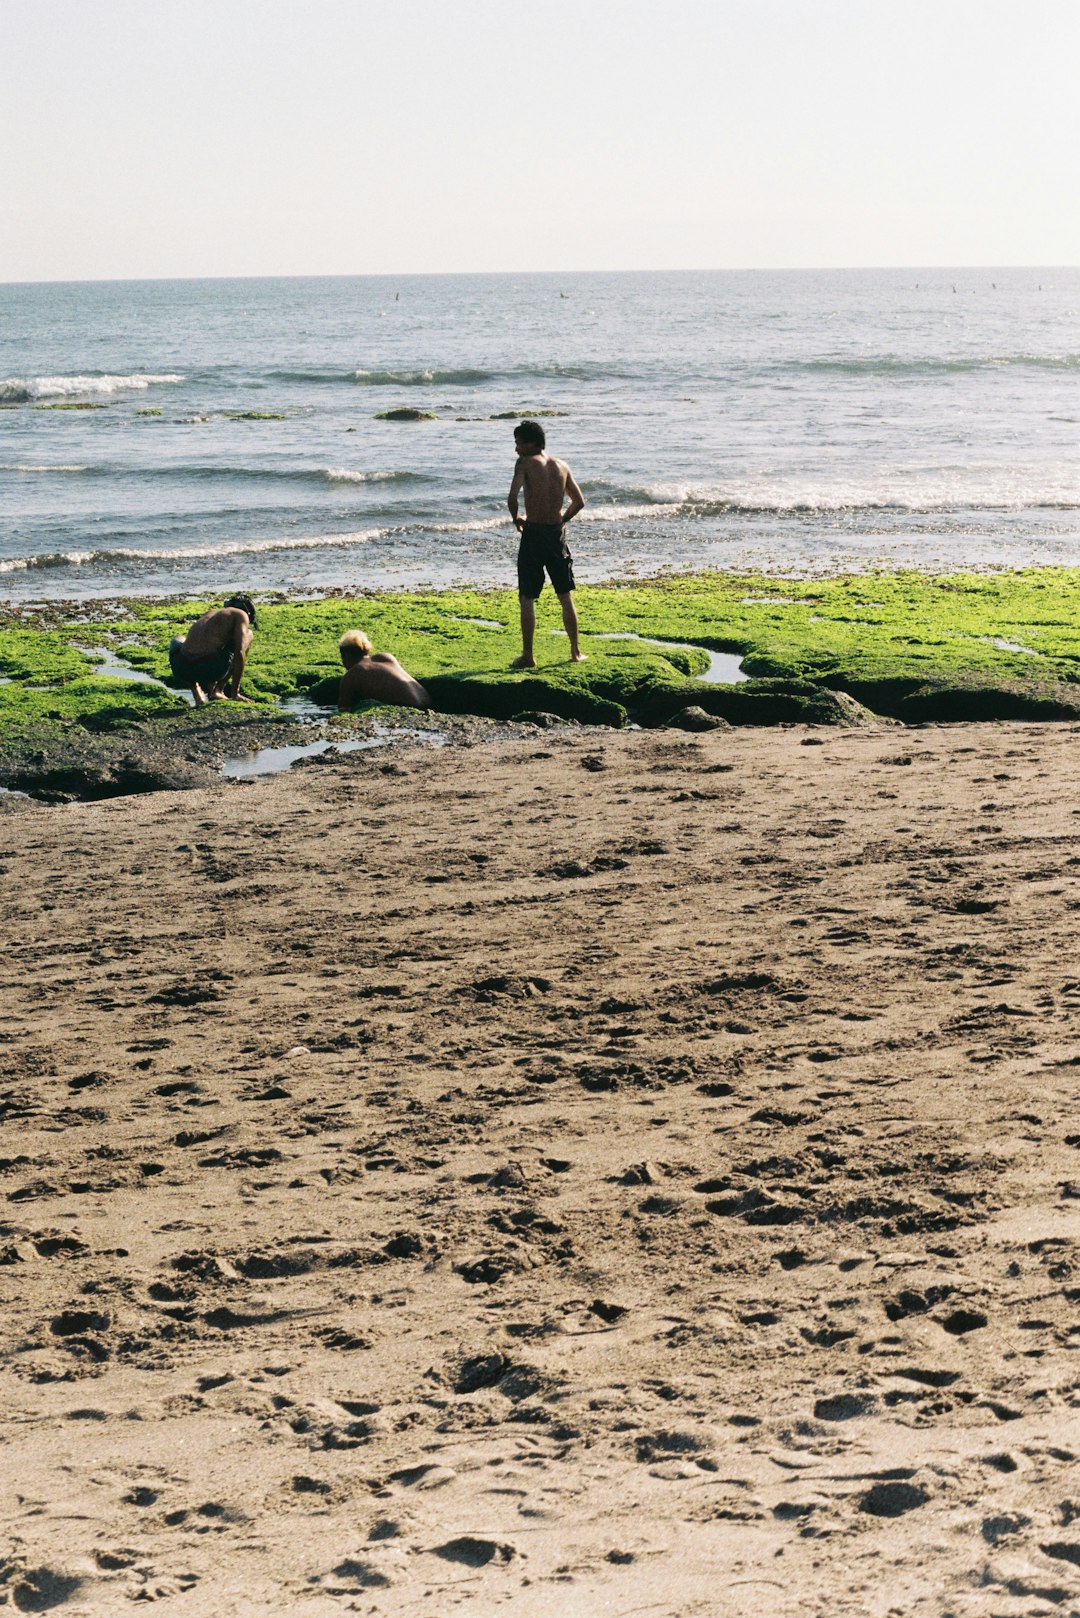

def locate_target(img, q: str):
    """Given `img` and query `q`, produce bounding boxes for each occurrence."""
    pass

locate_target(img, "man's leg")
[558,592,586,662]
[190,681,208,708]
[513,594,537,668]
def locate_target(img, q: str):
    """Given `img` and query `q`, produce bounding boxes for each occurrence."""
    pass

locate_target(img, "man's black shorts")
[517,521,576,598]
[168,638,233,690]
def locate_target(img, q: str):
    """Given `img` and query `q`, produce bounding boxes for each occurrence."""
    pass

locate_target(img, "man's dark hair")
[224,593,257,629]
[515,419,546,451]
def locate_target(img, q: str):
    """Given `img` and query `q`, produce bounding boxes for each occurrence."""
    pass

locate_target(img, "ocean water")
[1,268,1077,601]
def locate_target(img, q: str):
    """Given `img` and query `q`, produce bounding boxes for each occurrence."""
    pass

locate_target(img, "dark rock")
[375,408,437,422]
[512,711,572,728]
[663,706,731,732]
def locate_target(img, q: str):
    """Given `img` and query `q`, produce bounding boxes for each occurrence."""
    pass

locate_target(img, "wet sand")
[2,722,1080,1615]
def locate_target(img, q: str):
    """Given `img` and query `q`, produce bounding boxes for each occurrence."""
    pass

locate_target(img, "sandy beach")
[3,718,1080,1615]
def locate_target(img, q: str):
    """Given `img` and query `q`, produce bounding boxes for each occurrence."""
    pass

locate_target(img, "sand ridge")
[2,723,1080,1615]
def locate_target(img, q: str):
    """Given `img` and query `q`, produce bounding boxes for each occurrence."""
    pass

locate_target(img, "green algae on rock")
[222,411,288,421]
[375,408,438,421]
[7,568,1080,744]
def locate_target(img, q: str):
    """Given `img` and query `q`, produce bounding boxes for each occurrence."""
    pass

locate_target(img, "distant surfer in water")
[337,631,431,711]
[168,594,257,706]
[506,420,586,667]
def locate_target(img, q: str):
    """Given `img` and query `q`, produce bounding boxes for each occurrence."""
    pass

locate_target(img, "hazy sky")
[3,0,1078,281]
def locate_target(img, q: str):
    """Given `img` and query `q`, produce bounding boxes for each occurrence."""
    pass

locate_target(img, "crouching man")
[338,631,431,711]
[168,593,257,706]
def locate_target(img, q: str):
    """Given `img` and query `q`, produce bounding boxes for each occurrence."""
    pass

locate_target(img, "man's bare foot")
[511,655,537,668]
[570,651,588,662]
[227,691,255,703]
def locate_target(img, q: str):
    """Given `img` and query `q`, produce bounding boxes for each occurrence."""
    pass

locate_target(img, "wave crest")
[0,373,184,403]
[351,367,495,387]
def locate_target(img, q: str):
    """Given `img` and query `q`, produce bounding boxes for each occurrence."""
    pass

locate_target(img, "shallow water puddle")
[82,645,196,704]
[589,631,748,684]
[223,725,448,779]
[83,645,170,686]
[984,636,1040,656]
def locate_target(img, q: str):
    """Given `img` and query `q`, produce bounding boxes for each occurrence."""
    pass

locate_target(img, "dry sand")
[2,721,1080,1617]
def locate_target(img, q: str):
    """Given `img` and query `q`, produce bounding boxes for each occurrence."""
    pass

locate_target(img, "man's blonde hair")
[339,629,373,667]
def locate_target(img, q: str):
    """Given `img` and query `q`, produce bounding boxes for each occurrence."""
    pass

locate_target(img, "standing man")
[168,593,257,706]
[507,420,586,667]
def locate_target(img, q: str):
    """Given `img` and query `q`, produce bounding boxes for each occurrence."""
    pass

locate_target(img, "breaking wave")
[0,529,387,574]
[266,362,632,387]
[0,373,184,403]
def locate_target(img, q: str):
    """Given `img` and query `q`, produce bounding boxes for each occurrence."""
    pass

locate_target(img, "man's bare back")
[511,451,580,528]
[168,595,256,706]
[338,632,430,711]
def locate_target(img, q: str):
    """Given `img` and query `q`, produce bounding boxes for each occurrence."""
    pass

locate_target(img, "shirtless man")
[506,420,586,667]
[338,631,431,711]
[168,594,256,706]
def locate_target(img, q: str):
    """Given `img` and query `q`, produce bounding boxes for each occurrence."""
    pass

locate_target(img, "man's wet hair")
[339,629,373,667]
[515,419,546,451]
[224,593,257,628]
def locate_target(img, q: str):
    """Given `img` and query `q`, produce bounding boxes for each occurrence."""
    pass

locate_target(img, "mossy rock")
[375,408,438,422]
[6,751,214,801]
[34,401,105,411]
[664,707,731,732]
[305,675,343,706]
[11,568,1080,744]
[0,677,185,733]
[222,411,288,421]
[897,678,1080,724]
[425,672,624,727]
[639,679,883,729]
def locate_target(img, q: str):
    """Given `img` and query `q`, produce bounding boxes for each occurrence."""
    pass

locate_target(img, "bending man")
[168,593,257,706]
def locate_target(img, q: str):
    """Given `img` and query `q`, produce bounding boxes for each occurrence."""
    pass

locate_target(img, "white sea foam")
[322,467,400,484]
[579,502,683,523]
[0,463,89,474]
[428,516,509,535]
[0,373,184,403]
[0,529,386,573]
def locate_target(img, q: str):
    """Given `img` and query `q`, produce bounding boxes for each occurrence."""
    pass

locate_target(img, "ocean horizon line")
[1,263,1075,291]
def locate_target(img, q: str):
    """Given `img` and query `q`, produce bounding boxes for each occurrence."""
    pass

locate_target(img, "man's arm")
[561,469,585,526]
[507,457,527,533]
[225,609,252,700]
